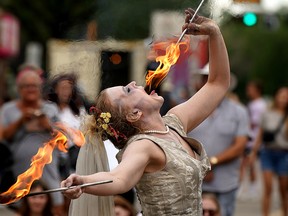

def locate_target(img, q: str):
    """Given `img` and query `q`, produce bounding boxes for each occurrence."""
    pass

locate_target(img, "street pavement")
[235,191,281,216]
[235,160,282,216]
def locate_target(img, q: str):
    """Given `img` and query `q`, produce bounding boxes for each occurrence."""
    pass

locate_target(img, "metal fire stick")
[176,0,205,44]
[26,180,113,197]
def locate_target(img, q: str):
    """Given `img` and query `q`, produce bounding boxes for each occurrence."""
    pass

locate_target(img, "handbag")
[262,131,276,143]
[262,112,288,144]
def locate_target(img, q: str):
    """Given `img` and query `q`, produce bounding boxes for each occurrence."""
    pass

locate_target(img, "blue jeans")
[260,148,288,176]
[214,188,238,216]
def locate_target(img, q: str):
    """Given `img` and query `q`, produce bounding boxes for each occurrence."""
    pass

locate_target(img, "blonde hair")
[84,90,140,149]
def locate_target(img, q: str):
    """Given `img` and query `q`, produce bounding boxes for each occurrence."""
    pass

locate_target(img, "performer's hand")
[61,174,84,199]
[182,8,219,36]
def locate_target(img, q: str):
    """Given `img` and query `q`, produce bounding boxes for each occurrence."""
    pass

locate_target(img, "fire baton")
[176,0,205,44]
[26,180,113,197]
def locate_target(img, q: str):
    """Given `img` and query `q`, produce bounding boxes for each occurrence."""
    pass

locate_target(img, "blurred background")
[0,0,288,103]
[1,1,288,216]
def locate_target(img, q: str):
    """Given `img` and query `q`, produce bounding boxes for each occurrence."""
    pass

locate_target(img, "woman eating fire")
[61,8,230,215]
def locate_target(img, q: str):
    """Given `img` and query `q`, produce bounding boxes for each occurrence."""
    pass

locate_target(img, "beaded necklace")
[143,125,170,134]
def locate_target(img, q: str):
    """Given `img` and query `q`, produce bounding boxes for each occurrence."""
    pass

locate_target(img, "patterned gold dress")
[117,114,210,216]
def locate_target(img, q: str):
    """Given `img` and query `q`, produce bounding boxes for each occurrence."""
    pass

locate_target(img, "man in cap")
[188,64,250,216]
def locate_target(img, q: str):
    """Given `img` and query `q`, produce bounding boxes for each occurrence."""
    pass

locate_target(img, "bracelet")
[210,156,218,165]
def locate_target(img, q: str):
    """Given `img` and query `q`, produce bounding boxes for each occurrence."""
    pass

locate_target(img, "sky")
[262,0,288,11]
[210,0,288,22]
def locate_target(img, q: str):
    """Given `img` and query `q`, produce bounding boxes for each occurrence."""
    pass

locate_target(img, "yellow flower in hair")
[100,113,107,118]
[97,112,112,132]
[102,124,108,130]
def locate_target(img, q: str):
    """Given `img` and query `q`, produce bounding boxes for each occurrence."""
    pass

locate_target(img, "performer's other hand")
[61,174,84,199]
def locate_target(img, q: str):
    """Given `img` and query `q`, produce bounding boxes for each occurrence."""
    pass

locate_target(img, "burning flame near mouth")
[145,36,190,93]
[0,123,85,205]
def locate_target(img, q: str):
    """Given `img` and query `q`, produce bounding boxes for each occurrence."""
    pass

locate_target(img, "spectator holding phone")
[0,65,65,215]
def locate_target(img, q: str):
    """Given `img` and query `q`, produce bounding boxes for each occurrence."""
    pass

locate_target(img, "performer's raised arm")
[169,8,230,133]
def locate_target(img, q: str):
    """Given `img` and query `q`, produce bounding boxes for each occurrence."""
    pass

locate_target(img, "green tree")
[0,0,97,69]
[0,0,97,42]
[0,0,203,69]
[221,12,288,100]
[96,0,200,40]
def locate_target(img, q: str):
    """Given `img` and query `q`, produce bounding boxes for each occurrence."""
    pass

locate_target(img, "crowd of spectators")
[0,63,287,216]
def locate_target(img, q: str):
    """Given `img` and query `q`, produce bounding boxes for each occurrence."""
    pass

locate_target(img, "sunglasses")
[203,208,218,216]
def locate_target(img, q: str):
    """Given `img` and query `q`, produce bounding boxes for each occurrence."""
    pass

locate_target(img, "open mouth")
[149,90,159,97]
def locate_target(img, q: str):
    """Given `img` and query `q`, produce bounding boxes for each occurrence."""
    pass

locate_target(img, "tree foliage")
[221,12,288,100]
[0,0,201,42]
[2,0,287,100]
[0,0,97,69]
[96,0,200,40]
[0,0,202,69]
[0,0,97,42]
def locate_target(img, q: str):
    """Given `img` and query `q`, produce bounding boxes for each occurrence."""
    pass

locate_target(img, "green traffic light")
[243,12,257,26]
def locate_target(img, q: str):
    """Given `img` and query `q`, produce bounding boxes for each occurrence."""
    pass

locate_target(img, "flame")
[0,123,85,205]
[53,122,85,148]
[145,36,190,93]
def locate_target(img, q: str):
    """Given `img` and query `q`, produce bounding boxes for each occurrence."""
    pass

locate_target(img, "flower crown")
[89,106,127,143]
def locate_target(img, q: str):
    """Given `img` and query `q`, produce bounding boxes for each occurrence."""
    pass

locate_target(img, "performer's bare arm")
[169,9,230,133]
[61,139,164,198]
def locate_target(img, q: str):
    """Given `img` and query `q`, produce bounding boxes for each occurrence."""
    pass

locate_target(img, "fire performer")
[61,8,230,216]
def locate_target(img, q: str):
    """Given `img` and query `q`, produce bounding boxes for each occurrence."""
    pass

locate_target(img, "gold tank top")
[117,114,210,216]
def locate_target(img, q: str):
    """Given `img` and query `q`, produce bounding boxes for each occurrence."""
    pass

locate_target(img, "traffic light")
[243,12,257,26]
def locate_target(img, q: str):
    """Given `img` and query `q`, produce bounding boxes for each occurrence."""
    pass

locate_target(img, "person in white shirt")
[44,73,88,177]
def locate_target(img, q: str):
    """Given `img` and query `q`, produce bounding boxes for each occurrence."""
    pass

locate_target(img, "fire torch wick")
[176,0,205,44]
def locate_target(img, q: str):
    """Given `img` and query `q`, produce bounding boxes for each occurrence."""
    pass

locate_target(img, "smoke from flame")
[0,123,85,205]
